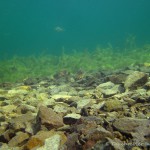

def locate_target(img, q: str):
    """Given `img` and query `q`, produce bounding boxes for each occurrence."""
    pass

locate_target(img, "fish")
[54,26,65,32]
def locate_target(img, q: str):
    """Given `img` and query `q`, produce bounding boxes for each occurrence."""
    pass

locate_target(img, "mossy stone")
[104,99,122,111]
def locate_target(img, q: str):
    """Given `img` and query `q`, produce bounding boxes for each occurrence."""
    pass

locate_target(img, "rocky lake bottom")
[0,64,150,150]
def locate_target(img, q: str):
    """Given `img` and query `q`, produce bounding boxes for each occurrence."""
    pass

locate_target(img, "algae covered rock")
[96,81,123,97]
[8,132,29,147]
[124,71,148,90]
[104,99,122,111]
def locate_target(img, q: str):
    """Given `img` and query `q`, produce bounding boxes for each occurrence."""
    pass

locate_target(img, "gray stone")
[124,71,148,90]
[96,81,115,90]
[53,103,70,113]
[96,81,122,97]
[113,117,150,144]
[76,99,93,109]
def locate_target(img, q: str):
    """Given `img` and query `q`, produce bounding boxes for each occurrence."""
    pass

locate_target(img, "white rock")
[96,81,114,89]
[37,134,61,150]
[53,103,69,113]
[51,94,72,100]
[64,113,81,119]
[76,99,91,109]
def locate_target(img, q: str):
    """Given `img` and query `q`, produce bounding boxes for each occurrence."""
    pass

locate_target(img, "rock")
[6,89,28,98]
[105,112,118,122]
[49,85,61,95]
[8,132,29,147]
[91,101,105,110]
[0,89,8,95]
[24,136,44,149]
[78,90,92,97]
[130,89,148,102]
[1,129,14,142]
[15,104,36,114]
[37,133,67,150]
[62,133,79,150]
[25,130,67,150]
[102,85,122,97]
[96,81,115,90]
[38,81,51,88]
[85,126,113,141]
[147,90,150,96]
[0,113,5,122]
[104,99,123,111]
[76,98,94,109]
[16,85,31,91]
[106,73,127,84]
[96,81,123,97]
[36,106,64,129]
[53,103,70,113]
[39,98,55,107]
[25,130,52,149]
[0,123,8,135]
[51,94,72,101]
[63,113,81,125]
[83,126,113,149]
[106,137,125,150]
[124,71,148,90]
[24,97,38,107]
[67,100,79,109]
[9,112,35,134]
[36,93,49,101]
[0,143,20,150]
[0,95,7,101]
[1,105,17,114]
[24,77,38,85]
[113,117,150,144]
[144,81,150,90]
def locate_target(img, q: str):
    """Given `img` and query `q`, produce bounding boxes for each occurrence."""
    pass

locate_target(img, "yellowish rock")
[51,94,72,100]
[7,89,28,98]
[104,99,122,111]
[37,93,49,101]
[144,62,150,67]
[17,85,31,90]
[0,89,8,94]
[2,105,17,113]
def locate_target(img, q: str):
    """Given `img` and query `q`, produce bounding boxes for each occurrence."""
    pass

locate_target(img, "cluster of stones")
[0,65,150,150]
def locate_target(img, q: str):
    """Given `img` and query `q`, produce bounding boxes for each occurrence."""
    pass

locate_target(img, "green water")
[0,0,150,57]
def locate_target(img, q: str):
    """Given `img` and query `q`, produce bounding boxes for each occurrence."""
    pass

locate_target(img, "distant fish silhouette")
[54,26,65,32]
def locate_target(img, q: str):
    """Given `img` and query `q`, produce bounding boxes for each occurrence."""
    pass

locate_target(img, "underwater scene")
[0,0,150,149]
[0,0,150,82]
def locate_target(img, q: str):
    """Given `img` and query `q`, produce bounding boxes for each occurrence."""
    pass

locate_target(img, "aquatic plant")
[125,34,137,50]
[0,43,150,83]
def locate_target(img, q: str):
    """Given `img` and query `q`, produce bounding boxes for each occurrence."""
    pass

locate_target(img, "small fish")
[54,26,64,32]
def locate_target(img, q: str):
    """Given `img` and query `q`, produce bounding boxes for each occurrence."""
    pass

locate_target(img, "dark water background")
[0,0,150,58]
